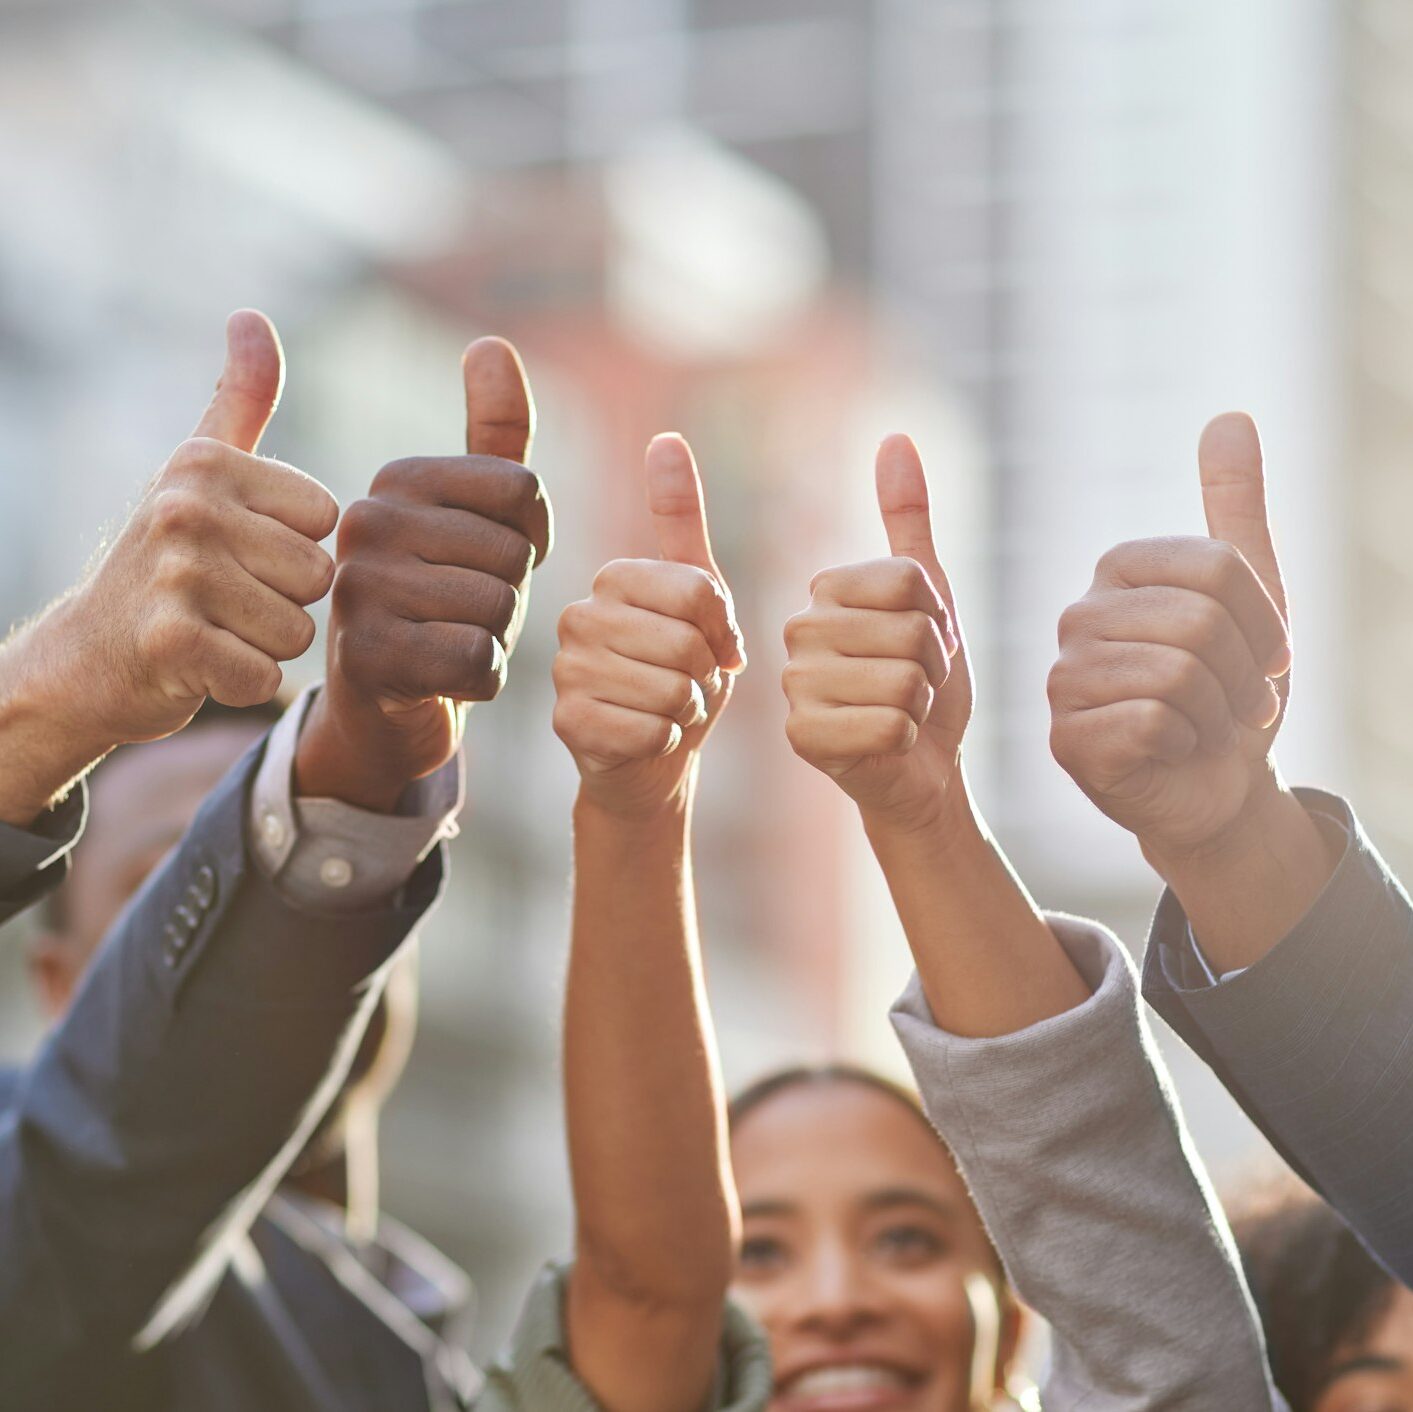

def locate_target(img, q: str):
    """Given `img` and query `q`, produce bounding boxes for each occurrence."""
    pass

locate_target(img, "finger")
[340,498,535,587]
[1070,585,1280,730]
[874,434,959,652]
[339,560,520,646]
[785,704,919,768]
[1050,641,1238,754]
[647,434,716,571]
[810,558,954,645]
[188,444,338,542]
[645,434,745,671]
[198,628,284,709]
[197,562,318,663]
[1197,412,1291,671]
[558,599,719,684]
[554,697,682,765]
[356,617,507,705]
[222,506,335,607]
[192,310,285,454]
[1094,536,1289,681]
[592,559,742,672]
[784,606,948,690]
[782,656,934,727]
[1050,700,1199,793]
[557,649,708,730]
[463,337,535,464]
[370,456,552,566]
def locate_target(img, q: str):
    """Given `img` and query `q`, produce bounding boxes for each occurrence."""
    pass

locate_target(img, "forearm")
[565,789,738,1305]
[0,608,112,827]
[1145,768,1339,974]
[861,774,1090,1038]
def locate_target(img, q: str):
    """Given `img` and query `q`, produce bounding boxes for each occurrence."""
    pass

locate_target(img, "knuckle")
[336,497,385,554]
[591,559,635,595]
[780,659,809,699]
[169,437,224,477]
[150,487,210,540]
[1056,599,1090,644]
[557,599,593,645]
[878,709,916,753]
[783,710,817,760]
[369,457,420,497]
[331,560,376,613]
[782,609,814,652]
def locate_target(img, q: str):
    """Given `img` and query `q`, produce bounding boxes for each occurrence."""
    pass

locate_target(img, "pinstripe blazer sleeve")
[1142,787,1413,1285]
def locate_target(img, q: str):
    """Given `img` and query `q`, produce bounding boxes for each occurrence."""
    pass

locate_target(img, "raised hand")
[0,311,338,824]
[782,434,964,829]
[552,434,745,820]
[296,337,551,812]
[1047,413,1296,862]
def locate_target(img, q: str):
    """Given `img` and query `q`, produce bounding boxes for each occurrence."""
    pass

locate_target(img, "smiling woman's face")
[728,1078,1014,1412]
[1314,1286,1413,1412]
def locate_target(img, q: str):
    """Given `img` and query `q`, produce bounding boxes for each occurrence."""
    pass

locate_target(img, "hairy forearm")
[1144,769,1339,974]
[862,775,1091,1038]
[0,609,112,827]
[565,790,738,1306]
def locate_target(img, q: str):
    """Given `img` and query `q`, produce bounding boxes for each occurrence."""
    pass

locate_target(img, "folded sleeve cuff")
[893,917,1281,1409]
[478,1263,772,1412]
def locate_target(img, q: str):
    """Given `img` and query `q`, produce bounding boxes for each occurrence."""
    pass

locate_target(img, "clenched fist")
[0,310,336,824]
[1047,413,1294,863]
[782,435,964,829]
[296,337,552,812]
[553,434,745,820]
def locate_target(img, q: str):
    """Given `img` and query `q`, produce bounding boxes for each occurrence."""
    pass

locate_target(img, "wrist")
[294,684,417,813]
[0,612,117,825]
[1139,765,1298,882]
[1143,769,1339,972]
[857,766,977,847]
[573,783,693,839]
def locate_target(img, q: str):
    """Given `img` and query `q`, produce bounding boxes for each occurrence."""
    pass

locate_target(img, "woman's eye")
[739,1235,787,1273]
[873,1225,946,1264]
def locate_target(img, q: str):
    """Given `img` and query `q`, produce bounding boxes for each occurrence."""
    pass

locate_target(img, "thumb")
[1198,411,1288,621]
[647,433,718,575]
[876,433,956,611]
[192,309,284,453]
[463,336,535,462]
[647,434,745,672]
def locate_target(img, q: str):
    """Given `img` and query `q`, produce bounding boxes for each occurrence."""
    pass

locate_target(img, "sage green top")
[476,1263,772,1411]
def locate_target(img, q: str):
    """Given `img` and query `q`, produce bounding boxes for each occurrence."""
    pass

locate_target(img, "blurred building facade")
[0,0,1398,1366]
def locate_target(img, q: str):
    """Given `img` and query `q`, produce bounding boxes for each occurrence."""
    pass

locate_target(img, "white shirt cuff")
[248,685,463,912]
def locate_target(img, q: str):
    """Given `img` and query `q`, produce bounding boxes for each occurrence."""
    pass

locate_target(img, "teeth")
[788,1365,908,1397]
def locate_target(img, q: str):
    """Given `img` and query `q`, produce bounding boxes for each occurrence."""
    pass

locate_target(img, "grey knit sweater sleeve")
[890,916,1286,1411]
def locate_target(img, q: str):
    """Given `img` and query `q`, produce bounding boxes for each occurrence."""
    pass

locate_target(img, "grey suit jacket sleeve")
[0,783,86,926]
[1143,787,1413,1286]
[0,731,446,1395]
[892,917,1284,1412]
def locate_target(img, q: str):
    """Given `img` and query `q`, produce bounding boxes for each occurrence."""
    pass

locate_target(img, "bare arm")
[783,434,1088,1035]
[555,435,746,1412]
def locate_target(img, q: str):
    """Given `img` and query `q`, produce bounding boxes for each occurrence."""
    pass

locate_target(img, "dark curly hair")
[1233,1177,1397,1409]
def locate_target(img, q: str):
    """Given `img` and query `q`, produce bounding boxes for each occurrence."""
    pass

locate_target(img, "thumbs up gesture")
[552,434,745,819]
[1047,413,1295,861]
[295,337,552,812]
[17,311,336,750]
[782,435,966,827]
